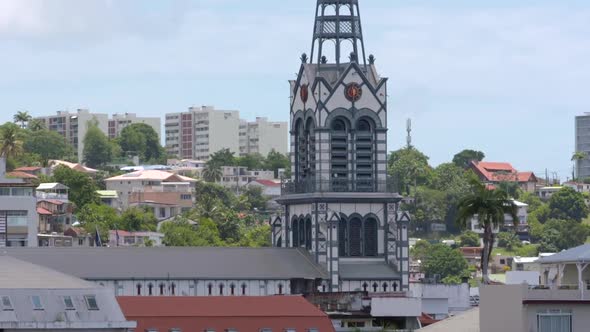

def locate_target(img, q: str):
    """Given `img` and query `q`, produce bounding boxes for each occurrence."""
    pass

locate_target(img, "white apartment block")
[35,109,160,163]
[239,117,288,156]
[166,106,288,160]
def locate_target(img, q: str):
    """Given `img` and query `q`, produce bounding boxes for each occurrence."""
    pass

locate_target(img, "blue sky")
[1,0,589,180]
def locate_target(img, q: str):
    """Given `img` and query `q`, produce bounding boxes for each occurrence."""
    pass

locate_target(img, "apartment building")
[165,107,288,160]
[0,158,38,247]
[576,114,590,180]
[35,109,160,162]
[165,106,240,160]
[239,117,288,156]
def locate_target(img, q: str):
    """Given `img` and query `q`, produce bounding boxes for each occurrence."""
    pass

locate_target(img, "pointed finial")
[300,53,308,63]
[349,52,358,62]
[368,54,375,65]
[320,56,328,64]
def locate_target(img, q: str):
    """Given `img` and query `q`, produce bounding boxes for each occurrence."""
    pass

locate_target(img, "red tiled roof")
[477,162,514,171]
[40,199,64,205]
[420,312,440,326]
[7,171,38,179]
[253,179,281,187]
[15,166,42,172]
[470,161,537,184]
[64,227,88,236]
[36,207,53,215]
[117,296,334,332]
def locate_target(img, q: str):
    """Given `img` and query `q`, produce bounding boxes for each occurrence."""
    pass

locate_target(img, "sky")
[1,0,589,180]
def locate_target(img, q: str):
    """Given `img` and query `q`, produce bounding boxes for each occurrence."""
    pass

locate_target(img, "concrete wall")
[524,303,590,332]
[480,284,525,332]
[410,283,471,318]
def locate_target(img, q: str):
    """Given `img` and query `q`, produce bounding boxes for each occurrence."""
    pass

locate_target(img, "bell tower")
[273,0,410,293]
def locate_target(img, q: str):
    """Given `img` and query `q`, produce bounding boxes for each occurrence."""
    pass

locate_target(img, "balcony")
[526,285,587,301]
[281,177,397,194]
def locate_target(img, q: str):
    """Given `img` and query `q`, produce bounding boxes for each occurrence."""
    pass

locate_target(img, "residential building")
[0,255,135,331]
[0,158,38,247]
[105,170,196,211]
[13,166,42,176]
[6,170,38,182]
[35,109,160,162]
[64,226,94,247]
[563,181,590,193]
[537,186,563,201]
[117,295,335,332]
[239,117,288,156]
[246,179,281,197]
[470,161,538,192]
[469,200,529,240]
[576,113,590,180]
[48,159,98,175]
[4,247,328,297]
[36,183,74,233]
[108,112,161,139]
[165,106,241,160]
[273,0,409,294]
[96,190,121,210]
[409,282,472,320]
[108,230,164,247]
[460,247,483,267]
[218,166,275,189]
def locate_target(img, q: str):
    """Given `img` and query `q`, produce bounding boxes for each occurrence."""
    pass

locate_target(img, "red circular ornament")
[345,83,362,102]
[300,84,309,103]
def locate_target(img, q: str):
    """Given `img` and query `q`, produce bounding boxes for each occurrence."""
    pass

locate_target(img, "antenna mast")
[406,119,412,149]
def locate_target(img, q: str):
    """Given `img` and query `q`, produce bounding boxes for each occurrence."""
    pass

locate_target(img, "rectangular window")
[63,296,75,310]
[7,211,28,227]
[31,295,43,310]
[1,296,13,311]
[0,188,9,196]
[538,310,572,332]
[84,295,99,310]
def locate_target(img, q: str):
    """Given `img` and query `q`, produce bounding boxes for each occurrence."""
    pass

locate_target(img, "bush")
[459,231,480,247]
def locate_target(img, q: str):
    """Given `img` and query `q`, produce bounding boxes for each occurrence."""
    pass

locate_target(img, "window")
[159,283,165,295]
[372,283,378,292]
[0,188,9,196]
[219,283,224,295]
[78,238,84,246]
[31,295,43,310]
[538,310,572,332]
[208,284,213,296]
[159,208,166,218]
[278,284,283,295]
[84,295,99,310]
[382,282,388,292]
[171,283,176,295]
[241,283,247,295]
[63,296,75,310]
[7,211,28,226]
[230,284,236,296]
[1,296,13,311]
[148,283,153,296]
[362,283,368,292]
[137,284,142,296]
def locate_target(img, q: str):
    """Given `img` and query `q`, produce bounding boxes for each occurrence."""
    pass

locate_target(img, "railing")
[526,284,585,301]
[281,177,397,195]
[36,192,69,201]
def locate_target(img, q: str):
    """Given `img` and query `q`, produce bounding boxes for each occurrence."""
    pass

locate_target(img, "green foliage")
[13,111,32,128]
[422,244,469,282]
[118,123,165,164]
[388,147,431,195]
[459,231,480,247]
[406,186,446,224]
[497,232,521,251]
[119,207,158,232]
[208,148,236,167]
[410,240,432,262]
[264,149,290,178]
[82,123,112,168]
[23,129,74,166]
[0,122,24,159]
[238,223,272,247]
[548,187,589,222]
[452,149,485,169]
[240,186,268,211]
[538,219,590,252]
[27,119,45,131]
[202,162,223,182]
[516,244,539,257]
[442,275,464,285]
[236,153,265,170]
[52,165,100,209]
[76,203,118,240]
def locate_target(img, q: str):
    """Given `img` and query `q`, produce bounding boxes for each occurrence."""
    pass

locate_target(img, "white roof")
[36,182,69,190]
[513,200,528,207]
[106,170,196,182]
[513,256,539,264]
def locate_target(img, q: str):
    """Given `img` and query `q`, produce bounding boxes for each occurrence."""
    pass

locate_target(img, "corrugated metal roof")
[36,182,69,190]
[339,261,399,280]
[537,244,590,264]
[0,256,94,289]
[419,307,479,332]
[4,247,329,280]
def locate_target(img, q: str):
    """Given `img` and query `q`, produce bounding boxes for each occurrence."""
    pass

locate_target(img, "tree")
[208,148,236,167]
[23,129,74,166]
[548,187,589,222]
[0,123,23,159]
[118,123,164,163]
[572,151,587,180]
[238,223,271,247]
[13,111,32,129]
[52,165,100,209]
[422,244,469,283]
[406,187,447,226]
[430,163,470,194]
[118,207,158,232]
[236,153,265,170]
[264,150,291,178]
[240,186,268,211]
[388,147,431,195]
[76,203,119,241]
[456,176,517,283]
[161,219,204,246]
[452,149,485,169]
[28,119,46,131]
[459,231,480,247]
[411,240,432,262]
[202,161,223,183]
[82,123,112,168]
[538,219,590,252]
[497,232,521,251]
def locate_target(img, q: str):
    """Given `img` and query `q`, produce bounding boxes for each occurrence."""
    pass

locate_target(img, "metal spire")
[310,0,367,70]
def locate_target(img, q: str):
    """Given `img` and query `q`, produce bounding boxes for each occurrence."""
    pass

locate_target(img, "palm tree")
[0,123,23,159]
[28,119,45,131]
[13,111,32,129]
[456,176,517,284]
[202,162,222,183]
[571,151,587,181]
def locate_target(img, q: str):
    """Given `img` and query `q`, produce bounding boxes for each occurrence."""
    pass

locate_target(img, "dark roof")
[117,296,335,332]
[537,244,590,264]
[3,247,328,280]
[339,261,399,280]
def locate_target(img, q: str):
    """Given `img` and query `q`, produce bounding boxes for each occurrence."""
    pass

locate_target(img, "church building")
[273,0,410,292]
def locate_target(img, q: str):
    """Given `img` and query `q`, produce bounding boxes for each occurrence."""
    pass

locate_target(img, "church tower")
[273,0,410,293]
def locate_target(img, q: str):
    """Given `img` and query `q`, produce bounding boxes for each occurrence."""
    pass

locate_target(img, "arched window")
[298,218,305,247]
[159,283,165,295]
[393,282,398,292]
[208,284,213,296]
[305,217,312,250]
[136,284,142,296]
[148,283,153,296]
[330,117,349,191]
[364,217,378,256]
[241,283,247,295]
[171,283,176,296]
[372,282,378,292]
[354,117,375,191]
[382,282,388,292]
[322,284,326,292]
[295,119,306,182]
[292,218,299,248]
[305,117,316,180]
[349,217,362,256]
[230,284,236,296]
[278,284,284,295]
[362,283,368,292]
[338,217,348,256]
[219,283,224,295]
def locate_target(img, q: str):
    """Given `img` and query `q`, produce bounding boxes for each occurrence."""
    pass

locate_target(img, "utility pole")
[545,168,549,185]
[406,119,412,149]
